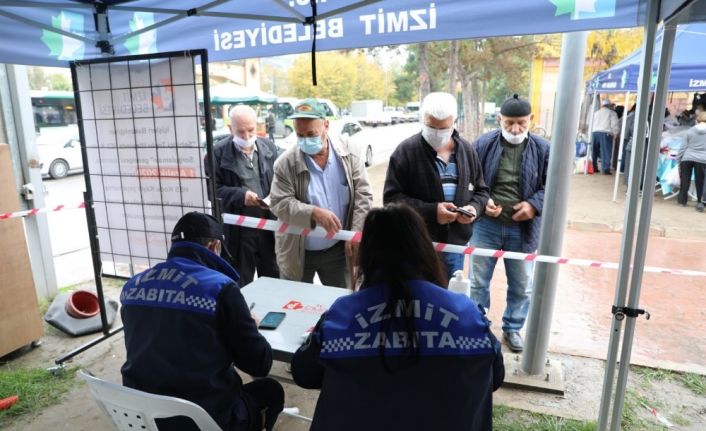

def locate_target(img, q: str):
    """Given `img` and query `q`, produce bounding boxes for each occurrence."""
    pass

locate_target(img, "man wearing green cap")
[470,94,550,352]
[269,98,372,288]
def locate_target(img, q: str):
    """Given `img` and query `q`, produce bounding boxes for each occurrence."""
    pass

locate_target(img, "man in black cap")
[120,211,284,431]
[470,94,550,352]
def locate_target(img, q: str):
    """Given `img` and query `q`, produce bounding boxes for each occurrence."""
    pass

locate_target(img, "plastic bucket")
[65,290,100,319]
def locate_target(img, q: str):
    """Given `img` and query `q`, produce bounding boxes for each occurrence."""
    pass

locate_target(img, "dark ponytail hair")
[356,203,446,371]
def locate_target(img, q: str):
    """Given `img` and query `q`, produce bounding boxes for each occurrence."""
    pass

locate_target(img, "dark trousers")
[231,231,279,287]
[154,378,284,431]
[592,131,614,173]
[302,241,348,288]
[678,161,706,205]
[239,378,285,431]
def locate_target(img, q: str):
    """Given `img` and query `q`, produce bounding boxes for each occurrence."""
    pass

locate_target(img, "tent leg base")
[501,353,566,395]
[54,326,124,366]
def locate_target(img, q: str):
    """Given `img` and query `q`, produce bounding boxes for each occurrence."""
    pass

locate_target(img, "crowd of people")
[590,94,706,213]
[118,92,550,430]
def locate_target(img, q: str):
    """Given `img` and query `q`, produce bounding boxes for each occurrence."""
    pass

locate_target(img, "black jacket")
[291,280,504,431]
[383,131,490,245]
[205,136,279,251]
[120,242,272,430]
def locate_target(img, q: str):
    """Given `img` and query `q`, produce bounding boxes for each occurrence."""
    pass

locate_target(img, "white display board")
[73,52,212,277]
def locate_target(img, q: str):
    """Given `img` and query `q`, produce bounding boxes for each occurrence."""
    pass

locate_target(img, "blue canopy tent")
[1,1,704,430]
[587,23,706,200]
[591,23,706,92]
[0,0,649,67]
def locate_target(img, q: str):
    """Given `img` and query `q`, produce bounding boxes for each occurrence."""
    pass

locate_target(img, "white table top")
[240,277,349,361]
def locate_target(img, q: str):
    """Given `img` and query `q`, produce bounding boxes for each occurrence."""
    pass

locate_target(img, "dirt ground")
[2,163,706,430]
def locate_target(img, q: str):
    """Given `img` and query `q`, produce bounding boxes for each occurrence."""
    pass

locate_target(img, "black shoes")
[697,202,705,213]
[503,332,524,352]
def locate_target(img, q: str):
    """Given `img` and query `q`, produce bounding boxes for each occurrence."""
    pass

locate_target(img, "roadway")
[42,122,421,287]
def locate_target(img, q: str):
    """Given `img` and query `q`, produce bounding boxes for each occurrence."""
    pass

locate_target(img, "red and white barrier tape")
[223,213,706,277]
[1,205,703,277]
[0,202,85,220]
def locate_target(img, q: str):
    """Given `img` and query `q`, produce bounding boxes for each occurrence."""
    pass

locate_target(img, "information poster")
[72,51,213,277]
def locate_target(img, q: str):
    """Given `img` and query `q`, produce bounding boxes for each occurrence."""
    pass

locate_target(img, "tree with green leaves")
[287,51,386,109]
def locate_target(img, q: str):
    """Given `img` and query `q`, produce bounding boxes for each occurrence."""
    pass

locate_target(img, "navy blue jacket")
[120,242,272,430]
[473,129,550,252]
[291,280,504,431]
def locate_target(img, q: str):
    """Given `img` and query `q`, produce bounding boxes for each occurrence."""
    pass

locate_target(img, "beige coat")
[269,136,372,281]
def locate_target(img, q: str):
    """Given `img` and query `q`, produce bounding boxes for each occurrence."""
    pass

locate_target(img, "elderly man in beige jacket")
[269,99,372,288]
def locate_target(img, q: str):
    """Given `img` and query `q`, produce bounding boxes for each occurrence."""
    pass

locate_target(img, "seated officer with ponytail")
[291,204,504,431]
[120,212,284,431]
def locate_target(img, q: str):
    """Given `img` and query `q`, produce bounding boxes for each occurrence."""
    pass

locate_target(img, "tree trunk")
[479,78,487,133]
[462,74,481,140]
[447,40,460,94]
[418,43,431,100]
[460,73,472,138]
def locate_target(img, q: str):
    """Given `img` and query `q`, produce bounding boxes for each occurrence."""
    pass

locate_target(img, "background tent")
[591,23,706,92]
[0,0,649,67]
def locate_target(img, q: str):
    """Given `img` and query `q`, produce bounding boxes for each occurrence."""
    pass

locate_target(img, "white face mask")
[422,125,453,150]
[501,128,528,145]
[234,135,256,149]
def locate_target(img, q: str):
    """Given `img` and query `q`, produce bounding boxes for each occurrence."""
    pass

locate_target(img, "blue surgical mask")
[297,136,323,155]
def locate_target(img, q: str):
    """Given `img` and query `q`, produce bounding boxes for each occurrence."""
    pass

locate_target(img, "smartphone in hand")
[451,207,475,218]
[256,197,270,209]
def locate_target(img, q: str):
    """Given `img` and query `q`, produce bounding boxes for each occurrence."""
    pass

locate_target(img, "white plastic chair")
[79,370,222,430]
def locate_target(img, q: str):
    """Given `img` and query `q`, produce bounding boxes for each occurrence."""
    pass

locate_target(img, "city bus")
[31,90,78,138]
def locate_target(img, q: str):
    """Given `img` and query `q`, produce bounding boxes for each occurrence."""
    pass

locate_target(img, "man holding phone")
[384,92,490,278]
[206,105,280,286]
[121,212,284,431]
[470,94,550,353]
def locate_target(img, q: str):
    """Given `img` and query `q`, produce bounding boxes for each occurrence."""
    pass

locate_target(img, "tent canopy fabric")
[202,83,277,104]
[590,23,706,93]
[0,0,651,68]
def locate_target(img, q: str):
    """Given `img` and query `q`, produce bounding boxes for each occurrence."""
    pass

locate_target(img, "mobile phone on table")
[452,207,475,218]
[258,312,286,330]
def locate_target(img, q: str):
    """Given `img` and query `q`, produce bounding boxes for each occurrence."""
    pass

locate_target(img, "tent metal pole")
[2,64,58,300]
[520,30,588,375]
[608,23,677,431]
[596,0,660,428]
[315,0,383,21]
[270,0,308,21]
[585,91,598,175]
[612,91,630,202]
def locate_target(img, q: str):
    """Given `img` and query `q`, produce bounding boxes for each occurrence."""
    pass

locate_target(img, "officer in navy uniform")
[120,212,284,431]
[291,204,504,431]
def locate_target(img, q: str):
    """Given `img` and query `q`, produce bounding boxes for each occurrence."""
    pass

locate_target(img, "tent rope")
[305,0,318,86]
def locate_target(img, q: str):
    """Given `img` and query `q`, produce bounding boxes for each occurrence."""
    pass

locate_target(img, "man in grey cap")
[269,98,372,288]
[470,94,550,352]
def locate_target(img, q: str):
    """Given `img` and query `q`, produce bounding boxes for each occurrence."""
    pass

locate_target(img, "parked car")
[351,100,389,127]
[403,101,420,122]
[38,135,83,179]
[384,106,404,124]
[281,119,372,166]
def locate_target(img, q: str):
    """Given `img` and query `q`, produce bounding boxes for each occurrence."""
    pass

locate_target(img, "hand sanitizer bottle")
[448,270,471,297]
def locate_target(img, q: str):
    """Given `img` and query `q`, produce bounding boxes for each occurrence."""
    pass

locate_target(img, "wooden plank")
[0,143,43,356]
